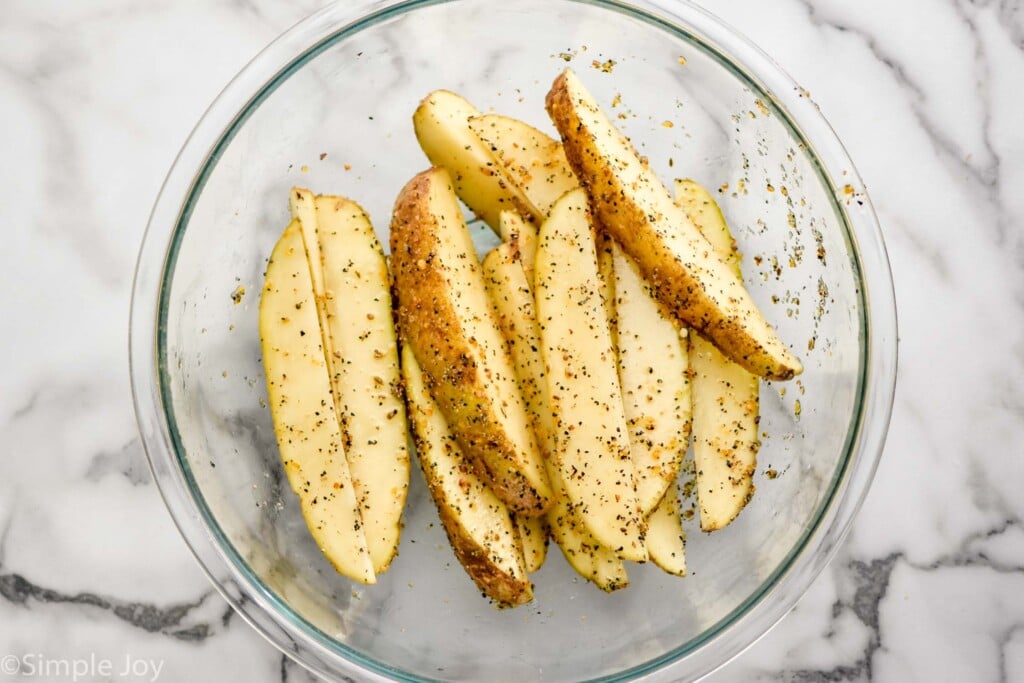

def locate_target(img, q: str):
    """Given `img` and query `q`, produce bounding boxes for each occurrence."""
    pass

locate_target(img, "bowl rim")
[129,0,898,680]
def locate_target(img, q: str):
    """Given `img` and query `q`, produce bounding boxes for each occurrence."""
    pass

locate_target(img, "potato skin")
[402,347,532,606]
[390,168,552,516]
[432,495,534,607]
[546,71,802,381]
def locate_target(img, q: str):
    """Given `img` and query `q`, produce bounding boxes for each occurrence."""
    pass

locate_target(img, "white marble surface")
[1,0,1022,681]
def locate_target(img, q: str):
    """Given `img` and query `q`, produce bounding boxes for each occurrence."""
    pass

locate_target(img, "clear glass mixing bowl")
[130,0,897,680]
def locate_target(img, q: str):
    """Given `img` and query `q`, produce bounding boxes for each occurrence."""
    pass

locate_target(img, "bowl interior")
[159,1,865,679]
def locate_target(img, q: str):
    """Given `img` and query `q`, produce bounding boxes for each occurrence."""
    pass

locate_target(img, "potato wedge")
[401,346,532,605]
[314,195,410,573]
[290,188,325,298]
[596,228,618,354]
[468,113,579,217]
[481,238,552,574]
[259,219,375,584]
[645,483,687,577]
[390,167,552,516]
[496,210,539,289]
[612,243,693,516]
[676,179,761,532]
[290,187,343,418]
[413,91,541,231]
[548,482,629,591]
[546,68,802,380]
[482,239,626,586]
[535,188,646,562]
[514,514,549,574]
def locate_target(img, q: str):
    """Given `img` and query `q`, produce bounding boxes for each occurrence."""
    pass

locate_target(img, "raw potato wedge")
[481,240,553,462]
[514,514,549,574]
[481,239,553,573]
[548,480,629,591]
[497,210,539,288]
[413,91,542,231]
[535,188,646,562]
[314,195,410,573]
[402,346,533,605]
[482,240,624,587]
[675,179,760,532]
[290,188,325,299]
[290,188,342,415]
[546,68,802,380]
[612,243,692,516]
[390,167,553,516]
[645,484,687,577]
[468,113,579,217]
[595,228,618,353]
[259,219,375,584]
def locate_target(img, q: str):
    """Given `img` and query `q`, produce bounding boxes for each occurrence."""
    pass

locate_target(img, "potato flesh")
[612,243,693,516]
[468,113,579,217]
[259,219,375,584]
[535,189,646,562]
[645,483,687,577]
[545,68,802,380]
[497,210,539,290]
[514,513,549,574]
[290,187,340,416]
[483,239,631,584]
[402,346,531,605]
[390,168,552,515]
[314,196,410,573]
[675,180,760,532]
[413,91,541,231]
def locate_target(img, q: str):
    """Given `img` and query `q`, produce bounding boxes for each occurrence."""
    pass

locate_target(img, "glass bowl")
[129,0,897,680]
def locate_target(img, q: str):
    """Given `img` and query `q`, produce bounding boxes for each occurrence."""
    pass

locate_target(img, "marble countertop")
[2,0,1022,681]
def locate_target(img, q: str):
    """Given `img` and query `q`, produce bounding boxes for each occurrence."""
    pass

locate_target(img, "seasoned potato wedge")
[645,484,687,577]
[390,168,552,516]
[595,228,618,353]
[546,68,802,380]
[481,238,552,577]
[413,91,541,231]
[481,240,553,459]
[548,480,629,592]
[676,179,761,532]
[314,195,410,573]
[483,239,628,586]
[612,243,693,516]
[402,346,533,605]
[514,513,549,574]
[535,189,646,562]
[468,113,579,217]
[290,188,326,299]
[496,210,539,289]
[259,219,375,584]
[481,238,553,574]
